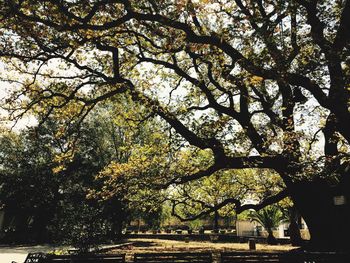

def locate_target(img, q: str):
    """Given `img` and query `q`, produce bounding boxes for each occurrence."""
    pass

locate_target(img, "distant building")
[237,218,310,239]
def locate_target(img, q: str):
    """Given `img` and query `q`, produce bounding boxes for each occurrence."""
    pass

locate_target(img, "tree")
[169,166,283,232]
[1,0,350,250]
[0,128,59,243]
[248,205,284,245]
[0,100,160,244]
[170,170,240,232]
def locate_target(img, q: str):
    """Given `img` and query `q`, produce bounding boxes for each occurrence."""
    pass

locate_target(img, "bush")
[50,202,109,254]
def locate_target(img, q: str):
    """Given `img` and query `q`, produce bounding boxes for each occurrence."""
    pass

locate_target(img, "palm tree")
[248,206,284,245]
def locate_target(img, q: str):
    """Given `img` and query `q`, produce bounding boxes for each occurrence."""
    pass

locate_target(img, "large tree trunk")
[289,179,350,251]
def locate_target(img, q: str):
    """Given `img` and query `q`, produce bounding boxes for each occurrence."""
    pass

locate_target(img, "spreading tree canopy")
[1,0,350,250]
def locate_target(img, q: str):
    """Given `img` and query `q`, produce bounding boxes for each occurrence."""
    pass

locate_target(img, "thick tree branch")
[333,0,350,51]
[296,0,332,52]
[167,155,286,187]
[7,0,132,31]
[171,188,289,221]
[236,189,289,213]
[138,55,267,153]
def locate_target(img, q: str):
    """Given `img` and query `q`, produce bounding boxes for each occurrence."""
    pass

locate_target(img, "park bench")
[301,252,349,263]
[221,251,350,263]
[21,253,126,263]
[134,252,212,263]
[220,251,287,263]
[46,254,126,263]
[23,253,48,263]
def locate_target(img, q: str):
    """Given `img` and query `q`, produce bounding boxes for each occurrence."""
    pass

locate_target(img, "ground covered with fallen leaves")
[108,238,296,262]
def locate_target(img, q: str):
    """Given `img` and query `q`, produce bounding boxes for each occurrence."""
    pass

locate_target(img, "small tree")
[51,202,107,254]
[248,206,284,245]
